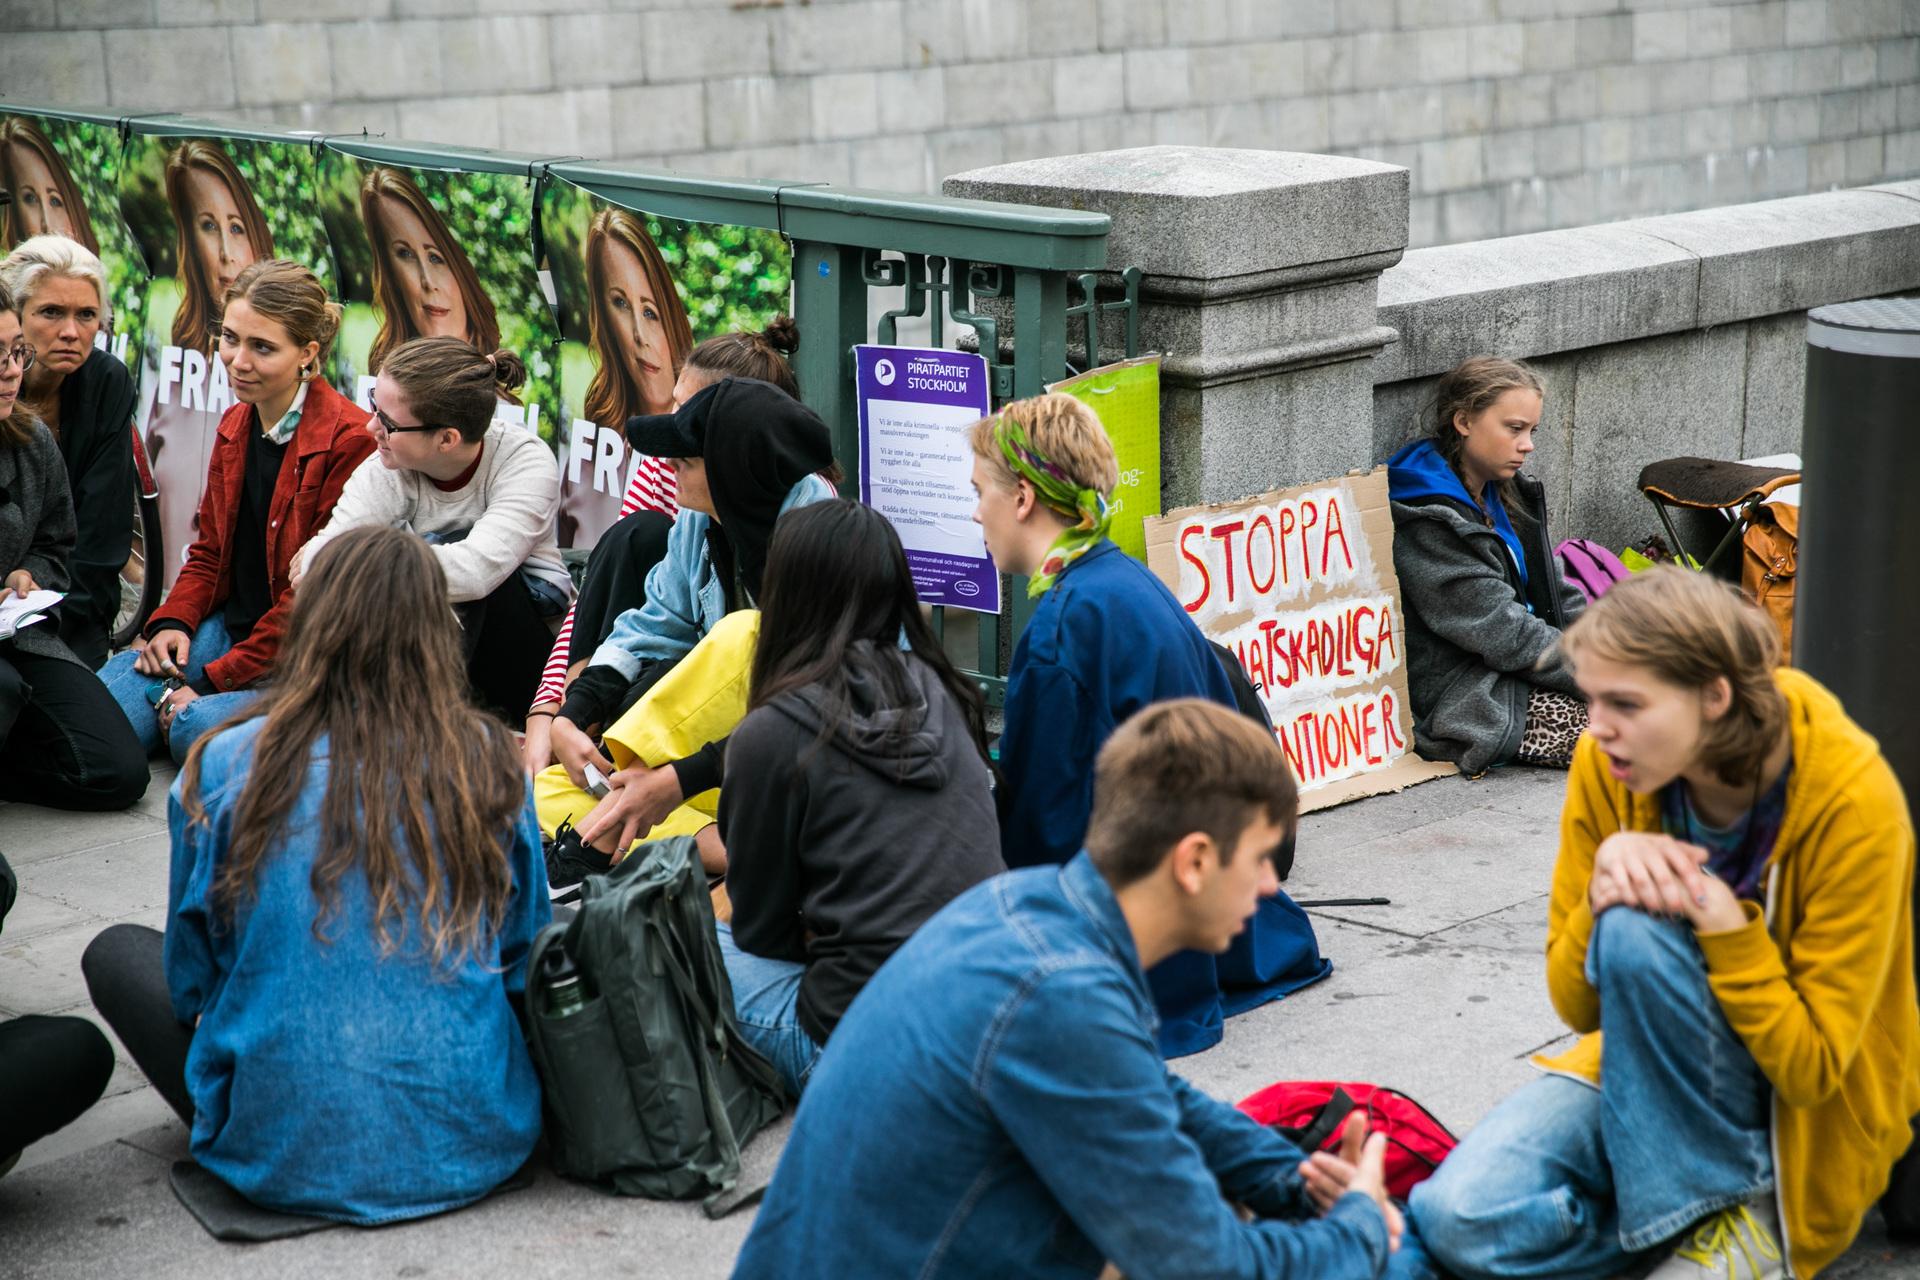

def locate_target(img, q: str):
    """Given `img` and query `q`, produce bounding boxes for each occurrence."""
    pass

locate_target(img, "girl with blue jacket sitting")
[538,377,837,887]
[970,393,1329,1058]
[81,525,549,1224]
[1386,356,1588,774]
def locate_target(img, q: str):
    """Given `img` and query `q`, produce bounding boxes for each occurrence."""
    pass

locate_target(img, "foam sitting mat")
[168,1156,538,1242]
[1637,456,1801,510]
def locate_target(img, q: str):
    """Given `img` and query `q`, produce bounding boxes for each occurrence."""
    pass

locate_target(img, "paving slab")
[5,765,1920,1277]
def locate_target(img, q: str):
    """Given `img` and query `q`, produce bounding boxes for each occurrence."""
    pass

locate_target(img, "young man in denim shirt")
[734,699,1400,1280]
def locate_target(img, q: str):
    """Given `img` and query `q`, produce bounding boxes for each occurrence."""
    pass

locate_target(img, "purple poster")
[856,345,1000,614]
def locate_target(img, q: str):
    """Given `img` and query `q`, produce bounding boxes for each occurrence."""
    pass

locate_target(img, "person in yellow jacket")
[1393,566,1918,1280]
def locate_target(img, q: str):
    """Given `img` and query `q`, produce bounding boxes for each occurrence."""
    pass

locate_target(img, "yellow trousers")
[533,610,759,855]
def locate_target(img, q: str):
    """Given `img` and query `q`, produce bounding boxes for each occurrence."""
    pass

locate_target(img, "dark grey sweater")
[1390,473,1586,775]
[717,645,1004,1045]
[0,416,86,668]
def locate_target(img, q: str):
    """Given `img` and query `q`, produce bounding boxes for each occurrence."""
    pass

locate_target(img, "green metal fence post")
[791,240,870,499]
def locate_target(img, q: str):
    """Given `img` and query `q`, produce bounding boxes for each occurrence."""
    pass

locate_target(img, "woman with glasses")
[294,335,569,722]
[0,235,137,669]
[0,277,146,809]
[99,260,373,763]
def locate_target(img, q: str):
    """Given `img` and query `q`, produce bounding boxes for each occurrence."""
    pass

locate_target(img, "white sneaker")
[1644,1195,1786,1280]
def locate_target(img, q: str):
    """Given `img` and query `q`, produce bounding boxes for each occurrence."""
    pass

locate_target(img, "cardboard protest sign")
[1146,467,1455,811]
[1048,355,1161,563]
[539,176,792,548]
[856,345,999,613]
[118,131,336,587]
[0,109,149,371]
[317,152,561,445]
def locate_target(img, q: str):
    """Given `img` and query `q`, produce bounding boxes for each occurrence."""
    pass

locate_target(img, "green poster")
[118,130,336,586]
[539,176,791,548]
[0,110,149,371]
[317,153,560,448]
[1050,355,1162,562]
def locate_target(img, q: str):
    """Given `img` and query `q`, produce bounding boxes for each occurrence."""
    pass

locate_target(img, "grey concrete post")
[945,146,1409,507]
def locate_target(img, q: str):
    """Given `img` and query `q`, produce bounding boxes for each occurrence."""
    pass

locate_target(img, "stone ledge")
[1375,179,1920,383]
[943,145,1409,282]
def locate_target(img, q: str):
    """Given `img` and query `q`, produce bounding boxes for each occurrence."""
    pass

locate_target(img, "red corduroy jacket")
[147,377,374,692]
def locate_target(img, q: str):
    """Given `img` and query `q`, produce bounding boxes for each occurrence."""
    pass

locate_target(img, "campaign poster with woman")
[117,131,335,585]
[540,177,791,548]
[0,110,149,370]
[316,154,559,444]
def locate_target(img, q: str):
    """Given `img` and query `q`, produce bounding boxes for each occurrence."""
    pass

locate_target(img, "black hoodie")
[717,644,1004,1045]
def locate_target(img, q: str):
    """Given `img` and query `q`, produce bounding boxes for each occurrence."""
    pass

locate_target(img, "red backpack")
[1237,1081,1458,1200]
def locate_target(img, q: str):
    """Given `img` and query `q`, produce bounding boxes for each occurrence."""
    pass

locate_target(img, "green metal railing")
[3,102,1122,696]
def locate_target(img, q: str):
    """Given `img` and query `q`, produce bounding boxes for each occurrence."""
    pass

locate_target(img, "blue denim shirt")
[589,473,835,681]
[164,719,550,1224]
[734,854,1389,1280]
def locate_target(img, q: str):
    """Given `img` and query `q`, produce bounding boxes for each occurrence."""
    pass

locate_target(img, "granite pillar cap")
[944,146,1409,283]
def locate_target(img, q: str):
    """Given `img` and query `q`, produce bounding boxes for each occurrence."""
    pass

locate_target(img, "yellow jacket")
[1536,668,1919,1277]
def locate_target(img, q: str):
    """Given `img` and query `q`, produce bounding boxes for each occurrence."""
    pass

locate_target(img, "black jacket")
[53,350,137,666]
[717,645,1003,1045]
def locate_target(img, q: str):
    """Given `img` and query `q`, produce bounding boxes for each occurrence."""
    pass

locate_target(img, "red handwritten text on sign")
[1175,484,1364,618]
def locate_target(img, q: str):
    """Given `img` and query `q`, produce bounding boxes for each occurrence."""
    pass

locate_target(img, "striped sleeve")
[530,454,678,710]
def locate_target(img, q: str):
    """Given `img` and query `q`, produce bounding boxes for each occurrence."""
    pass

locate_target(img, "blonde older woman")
[0,235,135,667]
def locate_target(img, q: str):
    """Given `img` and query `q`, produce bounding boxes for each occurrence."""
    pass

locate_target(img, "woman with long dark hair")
[164,140,273,357]
[82,524,548,1224]
[716,499,1003,1096]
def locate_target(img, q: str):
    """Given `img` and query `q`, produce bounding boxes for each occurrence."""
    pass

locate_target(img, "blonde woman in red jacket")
[101,260,372,762]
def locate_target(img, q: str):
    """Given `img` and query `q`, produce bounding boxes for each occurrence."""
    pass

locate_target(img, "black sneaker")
[545,819,611,904]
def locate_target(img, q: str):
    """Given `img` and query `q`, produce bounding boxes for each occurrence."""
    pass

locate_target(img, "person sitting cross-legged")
[715,499,1004,1097]
[733,698,1401,1280]
[293,336,572,723]
[1390,567,1920,1280]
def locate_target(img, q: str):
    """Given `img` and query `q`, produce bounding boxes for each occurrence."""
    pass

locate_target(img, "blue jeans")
[100,616,264,764]
[1391,907,1774,1280]
[716,922,821,1099]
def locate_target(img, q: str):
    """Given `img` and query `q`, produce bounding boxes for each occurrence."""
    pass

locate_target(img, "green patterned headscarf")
[992,413,1112,597]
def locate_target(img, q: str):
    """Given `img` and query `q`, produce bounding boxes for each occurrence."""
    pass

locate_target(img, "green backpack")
[524,835,785,1215]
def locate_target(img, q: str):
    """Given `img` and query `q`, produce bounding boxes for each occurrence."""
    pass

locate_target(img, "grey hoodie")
[1389,472,1586,774]
[717,644,1004,1044]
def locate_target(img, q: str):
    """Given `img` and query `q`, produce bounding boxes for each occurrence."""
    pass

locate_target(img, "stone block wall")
[1371,178,1920,550]
[6,0,1920,245]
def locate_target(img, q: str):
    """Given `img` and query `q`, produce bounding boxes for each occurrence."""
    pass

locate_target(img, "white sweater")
[296,423,573,605]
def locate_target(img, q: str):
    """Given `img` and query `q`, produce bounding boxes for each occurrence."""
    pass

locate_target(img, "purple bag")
[1555,538,1631,603]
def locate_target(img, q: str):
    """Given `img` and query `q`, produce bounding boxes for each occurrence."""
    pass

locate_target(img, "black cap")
[624,380,717,458]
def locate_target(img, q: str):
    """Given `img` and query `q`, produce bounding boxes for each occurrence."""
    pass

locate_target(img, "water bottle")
[541,947,589,1019]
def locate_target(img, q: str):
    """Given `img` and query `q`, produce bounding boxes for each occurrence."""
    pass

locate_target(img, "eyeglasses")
[0,342,34,373]
[366,389,445,437]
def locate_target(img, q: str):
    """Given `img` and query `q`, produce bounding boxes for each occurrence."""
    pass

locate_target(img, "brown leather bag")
[1741,501,1798,651]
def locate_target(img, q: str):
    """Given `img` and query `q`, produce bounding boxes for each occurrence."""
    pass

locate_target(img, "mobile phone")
[582,763,611,799]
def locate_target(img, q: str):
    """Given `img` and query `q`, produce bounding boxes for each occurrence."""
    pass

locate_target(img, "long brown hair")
[166,140,274,354]
[0,116,101,255]
[1421,355,1543,508]
[583,206,692,428]
[360,167,499,376]
[1558,565,1788,786]
[179,525,525,966]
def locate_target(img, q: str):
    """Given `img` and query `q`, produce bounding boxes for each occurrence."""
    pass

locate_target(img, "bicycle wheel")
[110,426,164,651]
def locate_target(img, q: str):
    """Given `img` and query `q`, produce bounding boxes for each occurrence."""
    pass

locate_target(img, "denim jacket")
[164,718,549,1224]
[734,854,1390,1280]
[588,473,834,681]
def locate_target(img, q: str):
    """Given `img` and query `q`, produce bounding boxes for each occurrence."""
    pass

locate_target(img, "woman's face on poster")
[599,236,675,416]
[377,193,469,343]
[185,165,258,303]
[6,143,80,242]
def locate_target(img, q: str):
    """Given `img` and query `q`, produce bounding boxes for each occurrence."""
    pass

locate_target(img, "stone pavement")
[3,762,1917,1278]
